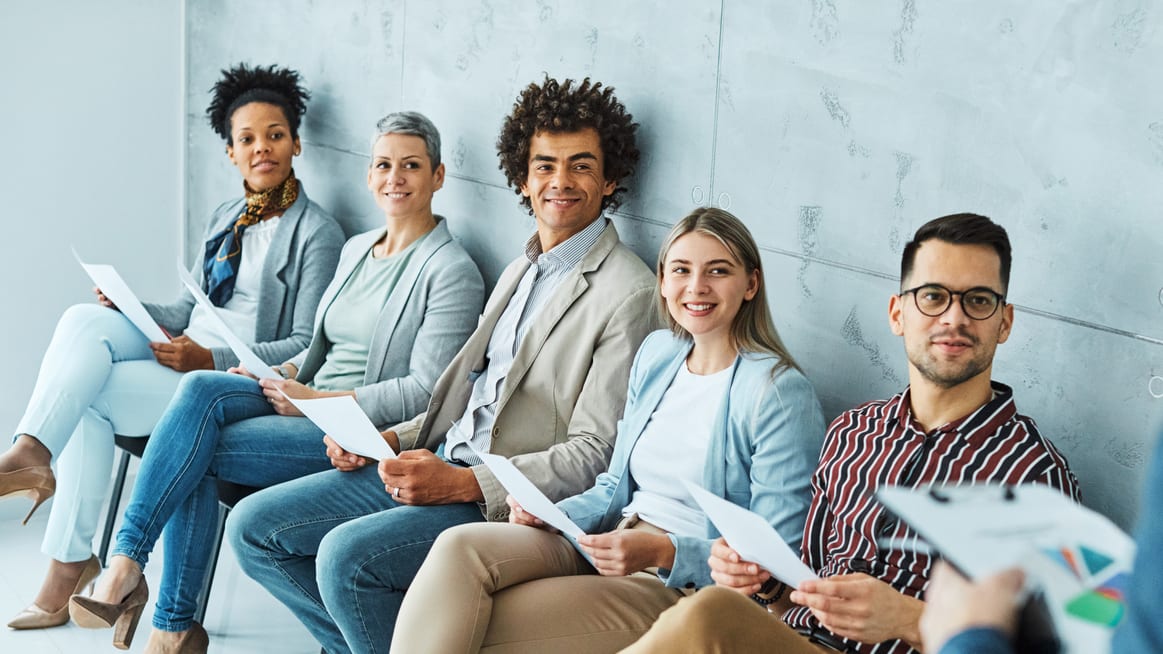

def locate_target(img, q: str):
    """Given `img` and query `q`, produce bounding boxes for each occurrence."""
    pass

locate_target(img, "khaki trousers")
[391,517,690,654]
[621,586,832,653]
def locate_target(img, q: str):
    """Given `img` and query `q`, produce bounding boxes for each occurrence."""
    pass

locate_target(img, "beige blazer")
[391,220,657,520]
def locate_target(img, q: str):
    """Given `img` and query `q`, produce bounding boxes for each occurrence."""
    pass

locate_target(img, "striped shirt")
[782,382,1080,654]
[445,217,608,465]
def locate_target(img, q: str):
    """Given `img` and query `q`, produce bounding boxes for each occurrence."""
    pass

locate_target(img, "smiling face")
[366,133,445,221]
[520,128,615,251]
[226,102,299,191]
[889,239,1014,390]
[660,232,759,347]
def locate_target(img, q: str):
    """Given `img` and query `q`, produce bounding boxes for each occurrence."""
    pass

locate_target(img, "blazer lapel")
[701,355,743,498]
[363,220,453,381]
[253,192,306,340]
[494,222,619,411]
[619,343,690,454]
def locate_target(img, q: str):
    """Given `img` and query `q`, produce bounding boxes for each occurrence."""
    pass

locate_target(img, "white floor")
[0,469,319,654]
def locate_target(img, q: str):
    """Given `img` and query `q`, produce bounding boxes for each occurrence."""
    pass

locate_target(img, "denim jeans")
[228,465,485,654]
[111,370,333,631]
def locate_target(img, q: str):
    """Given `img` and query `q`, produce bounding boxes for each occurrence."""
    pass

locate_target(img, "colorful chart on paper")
[1040,544,1128,628]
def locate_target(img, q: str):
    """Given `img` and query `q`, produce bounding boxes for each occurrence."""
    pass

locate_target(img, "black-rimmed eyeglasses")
[899,284,1006,320]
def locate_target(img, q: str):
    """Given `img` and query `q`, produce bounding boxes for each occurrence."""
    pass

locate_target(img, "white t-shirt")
[184,216,280,349]
[621,361,733,537]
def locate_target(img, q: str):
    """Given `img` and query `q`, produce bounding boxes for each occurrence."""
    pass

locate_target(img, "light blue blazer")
[556,329,826,589]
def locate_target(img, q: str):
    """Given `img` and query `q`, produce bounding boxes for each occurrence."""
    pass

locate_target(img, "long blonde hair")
[656,207,801,375]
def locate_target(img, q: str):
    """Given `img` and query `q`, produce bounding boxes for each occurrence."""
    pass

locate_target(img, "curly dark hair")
[205,63,310,145]
[497,76,639,214]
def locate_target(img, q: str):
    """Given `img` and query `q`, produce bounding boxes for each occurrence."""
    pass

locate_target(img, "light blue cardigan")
[288,217,485,428]
[556,329,826,589]
[144,186,345,370]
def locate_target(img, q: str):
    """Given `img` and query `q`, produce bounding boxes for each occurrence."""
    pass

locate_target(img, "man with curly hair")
[228,76,657,653]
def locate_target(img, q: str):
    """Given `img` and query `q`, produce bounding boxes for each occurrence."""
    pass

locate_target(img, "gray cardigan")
[144,187,344,370]
[288,217,485,428]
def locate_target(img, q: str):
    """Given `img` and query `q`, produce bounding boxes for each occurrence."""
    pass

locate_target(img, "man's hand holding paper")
[473,447,585,539]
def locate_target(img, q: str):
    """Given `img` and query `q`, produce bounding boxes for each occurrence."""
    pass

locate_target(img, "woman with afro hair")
[2,64,343,634]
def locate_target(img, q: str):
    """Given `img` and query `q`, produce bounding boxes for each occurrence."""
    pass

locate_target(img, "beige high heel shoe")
[0,465,56,524]
[7,554,102,629]
[69,576,149,650]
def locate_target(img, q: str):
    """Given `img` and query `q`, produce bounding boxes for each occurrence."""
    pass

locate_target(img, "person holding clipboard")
[2,63,343,633]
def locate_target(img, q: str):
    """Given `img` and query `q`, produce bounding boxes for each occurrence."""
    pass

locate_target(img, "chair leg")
[98,450,132,566]
[194,502,230,624]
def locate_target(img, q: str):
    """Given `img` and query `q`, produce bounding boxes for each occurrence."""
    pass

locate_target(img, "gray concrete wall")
[0,1,183,436]
[184,0,1163,530]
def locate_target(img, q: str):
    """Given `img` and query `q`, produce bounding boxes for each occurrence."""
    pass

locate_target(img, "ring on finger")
[392,486,401,499]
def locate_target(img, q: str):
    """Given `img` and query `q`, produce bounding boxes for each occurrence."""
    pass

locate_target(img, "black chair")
[98,435,259,624]
[97,435,149,566]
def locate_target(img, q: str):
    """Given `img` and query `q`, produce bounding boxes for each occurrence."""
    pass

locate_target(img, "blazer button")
[492,426,500,439]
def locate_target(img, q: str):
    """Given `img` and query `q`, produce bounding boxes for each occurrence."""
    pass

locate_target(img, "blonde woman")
[391,208,826,653]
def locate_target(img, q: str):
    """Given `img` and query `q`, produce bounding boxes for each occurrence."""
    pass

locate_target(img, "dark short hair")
[205,63,310,145]
[496,76,639,214]
[900,213,1012,290]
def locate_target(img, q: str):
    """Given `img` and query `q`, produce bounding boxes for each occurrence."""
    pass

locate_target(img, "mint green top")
[311,235,423,391]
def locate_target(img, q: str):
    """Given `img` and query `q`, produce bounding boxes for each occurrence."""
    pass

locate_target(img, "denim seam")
[348,536,445,650]
[114,389,262,563]
[257,514,381,613]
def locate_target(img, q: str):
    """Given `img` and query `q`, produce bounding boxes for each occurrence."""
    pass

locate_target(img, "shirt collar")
[890,381,1017,436]
[522,217,607,268]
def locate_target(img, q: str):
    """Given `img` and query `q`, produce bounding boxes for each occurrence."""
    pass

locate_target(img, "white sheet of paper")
[470,445,585,539]
[73,248,170,343]
[284,394,397,460]
[684,481,818,587]
[174,262,280,380]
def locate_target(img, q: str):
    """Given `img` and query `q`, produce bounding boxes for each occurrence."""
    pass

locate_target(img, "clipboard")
[876,484,1134,654]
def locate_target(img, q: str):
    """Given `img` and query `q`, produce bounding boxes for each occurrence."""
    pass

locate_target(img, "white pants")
[14,304,184,562]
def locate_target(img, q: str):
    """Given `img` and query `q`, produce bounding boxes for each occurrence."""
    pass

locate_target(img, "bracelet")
[751,578,785,606]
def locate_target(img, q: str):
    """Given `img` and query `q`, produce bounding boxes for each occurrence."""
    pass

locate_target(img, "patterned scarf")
[203,170,299,306]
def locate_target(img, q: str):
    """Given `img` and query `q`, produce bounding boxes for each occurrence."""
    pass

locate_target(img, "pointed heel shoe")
[0,465,56,524]
[7,554,102,629]
[69,576,149,650]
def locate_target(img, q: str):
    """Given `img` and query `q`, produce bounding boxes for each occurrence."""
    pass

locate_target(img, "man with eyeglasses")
[624,213,1080,654]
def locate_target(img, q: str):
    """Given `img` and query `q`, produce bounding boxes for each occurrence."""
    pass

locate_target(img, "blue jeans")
[228,465,485,654]
[111,370,333,631]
